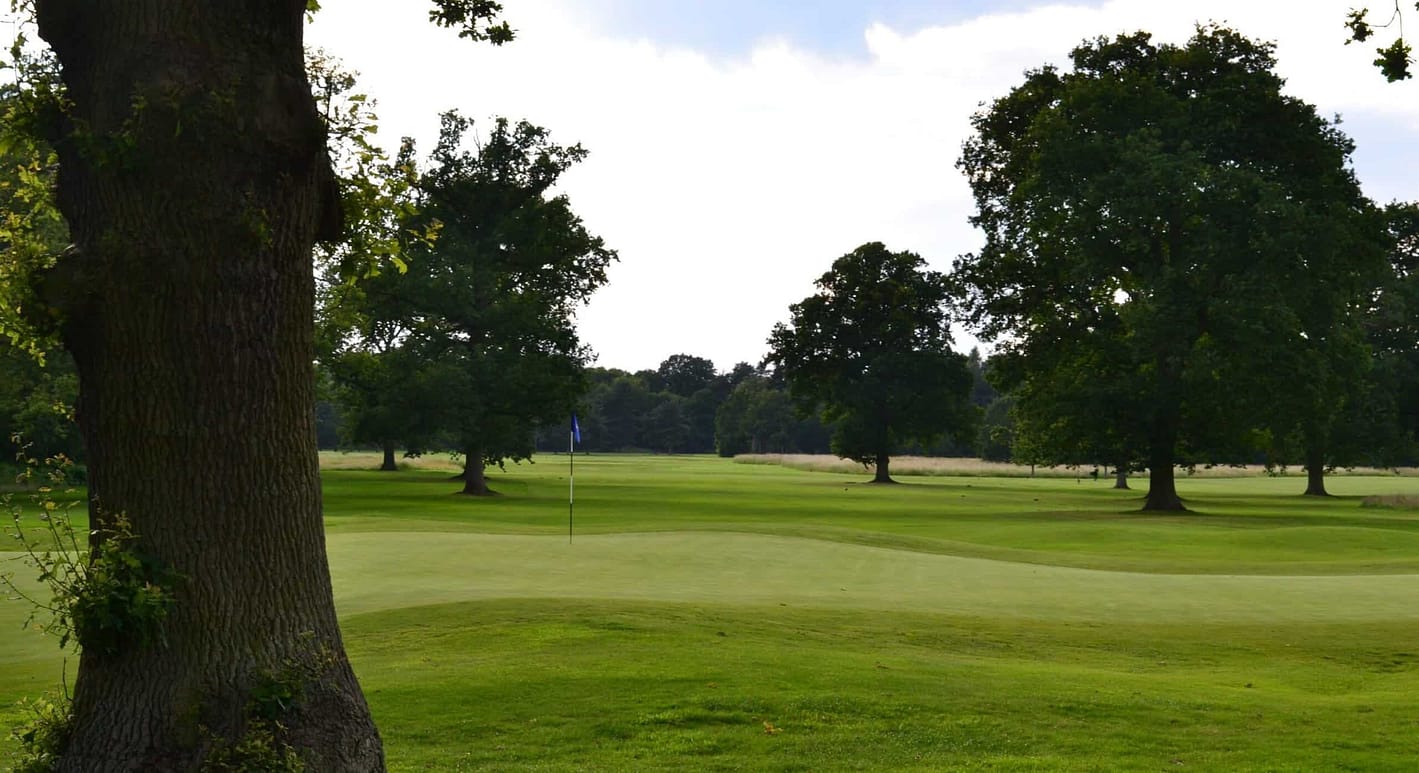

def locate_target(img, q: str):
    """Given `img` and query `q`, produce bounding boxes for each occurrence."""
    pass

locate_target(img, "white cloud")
[309,1,1418,372]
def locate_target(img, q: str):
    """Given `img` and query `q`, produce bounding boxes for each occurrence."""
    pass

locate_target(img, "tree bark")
[461,446,494,496]
[871,453,896,484]
[1143,414,1185,511]
[1114,468,1130,490]
[1303,443,1330,497]
[36,3,383,769]
[380,441,398,472]
[1142,353,1185,511]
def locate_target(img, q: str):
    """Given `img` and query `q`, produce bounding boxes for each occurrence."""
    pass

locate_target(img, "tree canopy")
[766,242,975,483]
[397,112,615,494]
[310,55,441,471]
[954,26,1383,510]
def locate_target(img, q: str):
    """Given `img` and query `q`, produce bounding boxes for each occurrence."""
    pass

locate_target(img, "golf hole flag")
[569,414,580,542]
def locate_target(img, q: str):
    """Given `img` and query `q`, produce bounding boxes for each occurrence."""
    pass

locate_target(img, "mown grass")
[350,599,1419,772]
[318,454,1419,575]
[734,452,1419,479]
[3,453,1419,770]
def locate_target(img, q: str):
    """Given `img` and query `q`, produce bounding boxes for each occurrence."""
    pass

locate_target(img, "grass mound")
[1363,494,1419,509]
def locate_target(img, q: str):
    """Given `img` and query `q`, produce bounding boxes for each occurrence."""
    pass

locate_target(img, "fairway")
[330,531,1419,624]
[5,454,1419,770]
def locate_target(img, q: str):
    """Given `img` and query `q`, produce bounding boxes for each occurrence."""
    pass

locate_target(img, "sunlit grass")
[4,454,1419,769]
[734,453,1419,479]
[354,600,1419,772]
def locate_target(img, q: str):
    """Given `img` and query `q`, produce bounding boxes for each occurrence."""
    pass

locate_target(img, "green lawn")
[5,454,1419,770]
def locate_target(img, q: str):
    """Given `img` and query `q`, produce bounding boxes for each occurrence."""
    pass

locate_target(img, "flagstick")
[561,428,567,541]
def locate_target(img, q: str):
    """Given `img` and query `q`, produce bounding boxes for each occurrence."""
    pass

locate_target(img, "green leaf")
[1345,8,1374,44]
[1374,38,1414,81]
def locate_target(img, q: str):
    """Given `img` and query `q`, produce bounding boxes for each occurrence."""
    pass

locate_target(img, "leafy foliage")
[657,354,718,398]
[0,51,68,358]
[201,721,306,772]
[428,0,515,44]
[309,53,448,461]
[714,376,801,456]
[3,446,179,656]
[766,242,975,481]
[0,339,79,463]
[1361,203,1419,465]
[8,694,73,773]
[308,51,428,279]
[386,112,615,486]
[954,26,1381,508]
[1345,3,1419,80]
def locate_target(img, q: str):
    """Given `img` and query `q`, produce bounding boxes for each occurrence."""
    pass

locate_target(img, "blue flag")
[571,414,581,445]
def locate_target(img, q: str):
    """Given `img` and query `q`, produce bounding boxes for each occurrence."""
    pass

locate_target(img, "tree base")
[1304,466,1330,497]
[455,489,501,497]
[1141,495,1187,512]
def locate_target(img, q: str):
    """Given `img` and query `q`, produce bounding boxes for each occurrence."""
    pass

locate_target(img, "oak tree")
[400,113,614,495]
[954,27,1380,510]
[18,1,510,767]
[766,242,975,483]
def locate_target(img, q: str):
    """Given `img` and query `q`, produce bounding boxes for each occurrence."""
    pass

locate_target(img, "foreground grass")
[6,596,1416,771]
[350,599,1419,772]
[3,454,1419,770]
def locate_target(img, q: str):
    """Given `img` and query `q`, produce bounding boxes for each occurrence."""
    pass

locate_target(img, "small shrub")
[3,444,181,656]
[67,512,182,656]
[8,694,74,773]
[201,632,338,770]
[201,721,305,772]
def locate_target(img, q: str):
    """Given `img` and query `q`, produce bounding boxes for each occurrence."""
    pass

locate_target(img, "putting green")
[327,531,1419,624]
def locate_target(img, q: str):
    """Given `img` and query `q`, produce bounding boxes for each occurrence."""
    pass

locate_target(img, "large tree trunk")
[461,446,494,496]
[36,3,383,769]
[1303,443,1330,497]
[1145,458,1184,510]
[871,453,896,484]
[380,441,398,472]
[1143,414,1185,512]
[1114,468,1130,490]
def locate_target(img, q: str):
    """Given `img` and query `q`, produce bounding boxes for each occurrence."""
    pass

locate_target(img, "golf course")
[5,454,1419,770]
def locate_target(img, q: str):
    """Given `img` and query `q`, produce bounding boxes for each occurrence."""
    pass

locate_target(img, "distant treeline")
[303,350,1004,460]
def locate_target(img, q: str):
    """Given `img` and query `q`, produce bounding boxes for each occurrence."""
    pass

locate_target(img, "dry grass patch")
[318,450,463,473]
[735,454,1419,480]
[733,454,1089,478]
[1362,494,1419,508]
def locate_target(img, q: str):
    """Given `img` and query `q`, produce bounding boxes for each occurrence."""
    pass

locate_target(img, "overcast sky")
[307,1,1418,374]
